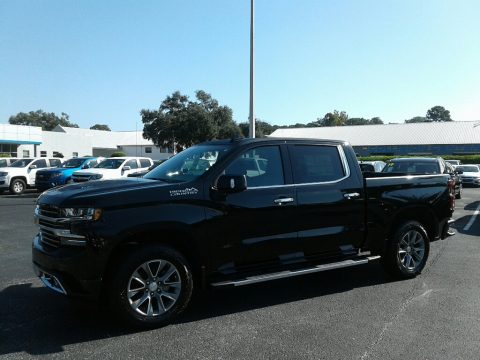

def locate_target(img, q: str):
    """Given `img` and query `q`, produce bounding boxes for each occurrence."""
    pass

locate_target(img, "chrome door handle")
[343,192,360,200]
[274,197,294,205]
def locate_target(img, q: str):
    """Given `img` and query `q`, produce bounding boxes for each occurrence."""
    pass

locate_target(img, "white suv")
[0,158,63,195]
[72,157,153,182]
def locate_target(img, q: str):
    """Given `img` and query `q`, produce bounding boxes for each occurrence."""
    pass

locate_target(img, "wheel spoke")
[160,267,178,283]
[146,296,154,316]
[155,293,166,313]
[161,290,178,302]
[131,292,149,310]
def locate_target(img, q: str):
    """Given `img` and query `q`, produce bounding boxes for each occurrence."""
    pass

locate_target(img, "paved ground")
[0,188,479,359]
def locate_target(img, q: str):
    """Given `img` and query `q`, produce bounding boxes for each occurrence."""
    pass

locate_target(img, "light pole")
[248,0,255,138]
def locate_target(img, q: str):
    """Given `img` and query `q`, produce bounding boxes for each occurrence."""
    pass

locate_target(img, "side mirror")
[29,164,37,169]
[217,175,247,193]
[123,166,131,171]
[456,170,463,175]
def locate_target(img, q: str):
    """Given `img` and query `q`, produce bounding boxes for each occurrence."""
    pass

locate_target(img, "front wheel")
[381,221,430,279]
[109,244,193,328]
[9,178,26,195]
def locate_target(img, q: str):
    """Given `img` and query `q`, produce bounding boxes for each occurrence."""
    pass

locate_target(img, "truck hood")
[36,178,202,208]
[73,168,120,178]
[37,168,77,175]
[0,167,27,175]
[461,172,480,177]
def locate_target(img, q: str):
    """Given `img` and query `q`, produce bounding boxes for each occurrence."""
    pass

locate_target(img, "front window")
[457,165,479,173]
[10,159,33,168]
[61,158,85,168]
[145,144,231,183]
[94,159,126,169]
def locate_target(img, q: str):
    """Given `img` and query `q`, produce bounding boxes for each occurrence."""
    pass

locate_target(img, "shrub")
[110,151,127,157]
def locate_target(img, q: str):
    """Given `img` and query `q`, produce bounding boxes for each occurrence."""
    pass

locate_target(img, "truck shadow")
[0,263,393,356]
[450,214,480,236]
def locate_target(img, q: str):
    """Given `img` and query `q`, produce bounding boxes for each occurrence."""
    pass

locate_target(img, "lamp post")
[248,0,255,138]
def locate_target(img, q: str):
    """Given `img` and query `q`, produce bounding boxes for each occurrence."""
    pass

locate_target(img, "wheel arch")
[389,206,437,243]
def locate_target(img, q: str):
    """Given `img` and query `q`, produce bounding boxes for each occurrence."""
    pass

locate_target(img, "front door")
[29,159,48,184]
[206,145,300,275]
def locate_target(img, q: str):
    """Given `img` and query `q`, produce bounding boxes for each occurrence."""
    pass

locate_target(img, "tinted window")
[33,159,48,168]
[383,161,440,174]
[50,159,61,167]
[10,159,33,167]
[61,158,84,168]
[95,159,125,169]
[0,159,7,167]
[360,163,375,172]
[225,146,284,187]
[125,159,139,169]
[86,160,97,168]
[291,145,345,183]
[457,165,479,172]
[140,159,151,168]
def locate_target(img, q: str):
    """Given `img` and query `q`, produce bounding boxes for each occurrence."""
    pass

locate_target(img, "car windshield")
[94,159,125,169]
[10,159,33,168]
[61,158,86,168]
[145,144,231,183]
[383,160,440,174]
[457,165,479,172]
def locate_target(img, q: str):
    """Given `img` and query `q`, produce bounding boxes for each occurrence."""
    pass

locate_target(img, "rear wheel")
[9,178,26,195]
[109,244,193,328]
[381,221,430,279]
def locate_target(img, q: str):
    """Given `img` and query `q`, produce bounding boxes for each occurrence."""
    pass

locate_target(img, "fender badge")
[169,188,199,197]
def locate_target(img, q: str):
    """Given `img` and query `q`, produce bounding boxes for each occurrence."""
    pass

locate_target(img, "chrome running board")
[211,255,381,287]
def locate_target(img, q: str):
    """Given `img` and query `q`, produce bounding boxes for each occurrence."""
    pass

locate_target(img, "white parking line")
[463,203,480,231]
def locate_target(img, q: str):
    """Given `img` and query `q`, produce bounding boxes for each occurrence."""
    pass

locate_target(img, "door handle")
[343,192,360,200]
[274,197,295,205]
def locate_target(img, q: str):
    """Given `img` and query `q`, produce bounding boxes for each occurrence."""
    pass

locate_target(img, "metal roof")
[269,121,480,146]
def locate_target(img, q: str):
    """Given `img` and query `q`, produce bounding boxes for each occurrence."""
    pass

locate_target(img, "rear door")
[288,144,365,259]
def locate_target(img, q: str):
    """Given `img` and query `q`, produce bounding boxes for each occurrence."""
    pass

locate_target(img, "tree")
[316,110,349,127]
[426,106,452,122]
[111,151,127,157]
[405,116,429,123]
[8,110,79,131]
[142,90,240,148]
[238,120,277,138]
[90,124,111,131]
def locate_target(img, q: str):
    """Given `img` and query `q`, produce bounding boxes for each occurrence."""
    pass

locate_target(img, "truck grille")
[39,204,61,218]
[36,173,52,181]
[72,174,91,182]
[40,229,62,248]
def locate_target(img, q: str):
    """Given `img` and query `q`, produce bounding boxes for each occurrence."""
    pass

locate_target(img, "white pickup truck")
[72,157,153,182]
[0,158,63,194]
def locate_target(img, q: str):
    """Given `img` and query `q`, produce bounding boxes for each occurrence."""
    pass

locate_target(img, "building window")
[145,147,152,154]
[72,152,78,157]
[40,151,47,157]
[53,151,63,158]
[23,150,30,158]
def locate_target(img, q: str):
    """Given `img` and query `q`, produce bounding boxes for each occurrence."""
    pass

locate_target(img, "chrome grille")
[39,204,61,218]
[40,229,62,248]
[72,175,90,183]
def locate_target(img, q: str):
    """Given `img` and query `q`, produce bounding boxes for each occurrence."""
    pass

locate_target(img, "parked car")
[71,157,153,182]
[445,159,461,167]
[0,157,19,168]
[358,160,386,173]
[382,157,463,199]
[455,165,480,187]
[35,157,102,191]
[127,160,166,178]
[0,158,63,194]
[33,138,453,328]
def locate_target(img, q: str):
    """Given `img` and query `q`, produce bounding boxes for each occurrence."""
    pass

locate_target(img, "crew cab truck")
[71,157,153,182]
[36,157,101,192]
[0,157,62,194]
[32,138,453,328]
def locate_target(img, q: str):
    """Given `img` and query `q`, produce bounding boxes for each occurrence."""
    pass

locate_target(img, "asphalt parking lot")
[1,188,480,359]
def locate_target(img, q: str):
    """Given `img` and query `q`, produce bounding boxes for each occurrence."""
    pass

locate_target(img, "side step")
[211,255,381,287]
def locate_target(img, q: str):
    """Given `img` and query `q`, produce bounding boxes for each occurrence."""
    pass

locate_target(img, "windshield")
[145,144,231,183]
[94,158,125,169]
[382,161,440,174]
[457,165,479,172]
[10,159,33,168]
[61,158,86,168]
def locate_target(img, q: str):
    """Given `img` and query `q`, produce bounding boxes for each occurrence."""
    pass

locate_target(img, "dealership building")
[0,124,172,160]
[270,121,480,156]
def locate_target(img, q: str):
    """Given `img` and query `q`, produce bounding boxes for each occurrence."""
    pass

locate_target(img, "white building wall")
[119,145,171,160]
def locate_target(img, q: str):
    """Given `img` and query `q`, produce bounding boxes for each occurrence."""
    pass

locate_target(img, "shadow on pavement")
[450,214,480,236]
[0,262,392,356]
[464,201,480,211]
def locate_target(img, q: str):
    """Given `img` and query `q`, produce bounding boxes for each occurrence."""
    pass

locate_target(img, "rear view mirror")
[456,170,463,175]
[217,175,247,193]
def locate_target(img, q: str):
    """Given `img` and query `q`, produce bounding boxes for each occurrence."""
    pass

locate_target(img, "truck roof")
[198,137,348,147]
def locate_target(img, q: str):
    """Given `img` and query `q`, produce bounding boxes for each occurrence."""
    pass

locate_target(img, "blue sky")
[1,0,479,130]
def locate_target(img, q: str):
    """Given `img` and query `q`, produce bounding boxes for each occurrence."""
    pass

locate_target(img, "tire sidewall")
[110,245,193,328]
[10,179,25,195]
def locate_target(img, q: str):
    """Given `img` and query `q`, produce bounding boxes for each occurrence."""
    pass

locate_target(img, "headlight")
[0,172,8,177]
[61,208,102,221]
[90,174,103,180]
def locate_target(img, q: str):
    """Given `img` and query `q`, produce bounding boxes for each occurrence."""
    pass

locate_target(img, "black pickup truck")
[32,138,453,327]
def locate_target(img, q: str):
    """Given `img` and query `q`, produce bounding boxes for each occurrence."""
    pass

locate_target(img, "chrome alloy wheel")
[127,260,182,317]
[13,181,24,193]
[397,230,426,271]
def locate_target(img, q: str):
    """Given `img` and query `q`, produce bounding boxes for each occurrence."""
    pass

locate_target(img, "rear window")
[140,159,151,168]
[383,161,440,174]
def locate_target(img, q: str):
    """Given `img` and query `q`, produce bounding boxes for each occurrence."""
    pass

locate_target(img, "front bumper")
[460,177,480,186]
[32,233,104,299]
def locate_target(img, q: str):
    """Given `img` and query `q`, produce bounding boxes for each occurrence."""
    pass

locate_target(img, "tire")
[381,221,430,279]
[9,178,26,195]
[66,178,73,184]
[109,244,193,328]
[455,184,462,199]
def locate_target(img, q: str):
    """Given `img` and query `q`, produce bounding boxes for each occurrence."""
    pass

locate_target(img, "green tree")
[369,117,384,125]
[317,110,348,127]
[426,106,452,122]
[142,90,240,148]
[90,124,111,131]
[238,120,278,138]
[8,110,79,130]
[405,116,429,123]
